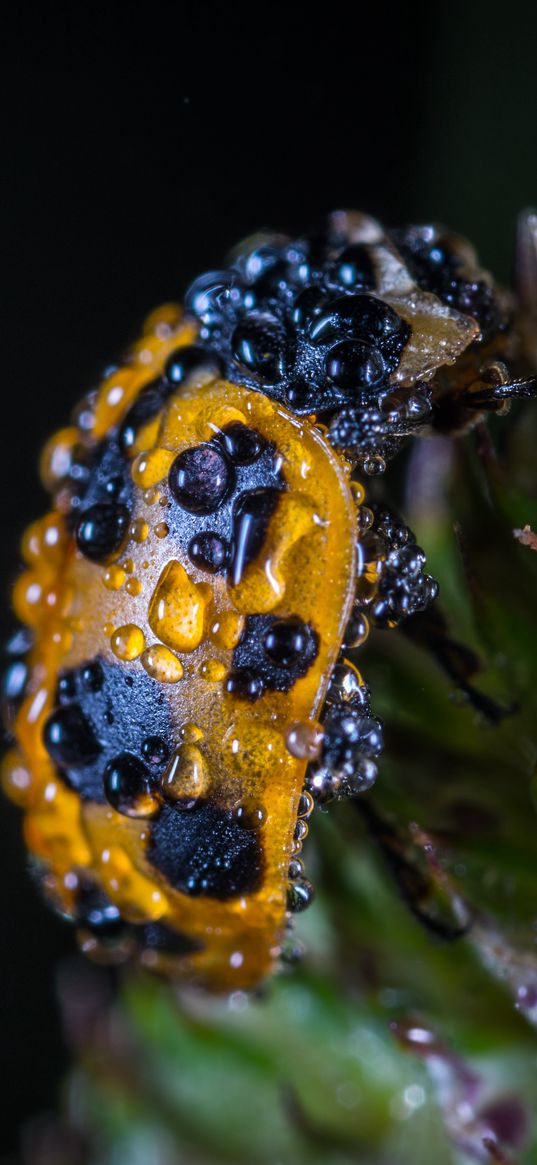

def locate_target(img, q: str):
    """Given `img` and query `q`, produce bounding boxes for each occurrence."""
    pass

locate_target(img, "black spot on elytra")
[44,656,173,803]
[65,436,134,545]
[75,881,126,936]
[148,800,263,899]
[165,428,285,578]
[227,613,319,701]
[119,349,225,453]
[139,921,203,956]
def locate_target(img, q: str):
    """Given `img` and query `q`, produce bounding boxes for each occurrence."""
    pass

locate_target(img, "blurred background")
[2,1,537,1158]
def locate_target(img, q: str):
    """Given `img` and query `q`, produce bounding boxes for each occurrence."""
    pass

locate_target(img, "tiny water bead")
[188,531,229,573]
[199,659,227,683]
[234,800,267,829]
[285,720,324,760]
[218,422,266,464]
[287,878,315,913]
[343,610,370,648]
[168,444,232,514]
[103,565,126,590]
[164,344,224,385]
[104,753,161,818]
[111,624,146,662]
[141,736,170,766]
[154,521,169,539]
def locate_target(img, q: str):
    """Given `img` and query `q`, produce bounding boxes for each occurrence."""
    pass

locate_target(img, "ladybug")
[3,210,536,991]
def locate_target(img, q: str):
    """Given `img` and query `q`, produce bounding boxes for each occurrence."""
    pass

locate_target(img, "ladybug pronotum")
[3,210,537,991]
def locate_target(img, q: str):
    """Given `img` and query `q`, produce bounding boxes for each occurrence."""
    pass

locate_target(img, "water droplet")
[297,791,314,818]
[144,486,161,506]
[161,745,208,805]
[154,521,169,539]
[209,611,245,649]
[286,720,324,760]
[104,753,160,818]
[326,660,367,704]
[343,611,369,648]
[199,659,226,682]
[111,624,145,661]
[180,722,204,743]
[1,749,32,807]
[148,561,207,653]
[125,577,142,597]
[294,819,308,842]
[287,878,315,913]
[130,519,149,542]
[141,644,184,683]
[234,799,267,829]
[103,565,126,590]
[363,453,386,476]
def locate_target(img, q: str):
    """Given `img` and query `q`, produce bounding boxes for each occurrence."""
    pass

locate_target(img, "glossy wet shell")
[5,310,358,990]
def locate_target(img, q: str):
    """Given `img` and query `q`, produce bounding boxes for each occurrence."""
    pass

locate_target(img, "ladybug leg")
[355,504,513,722]
[457,369,537,411]
[432,360,537,434]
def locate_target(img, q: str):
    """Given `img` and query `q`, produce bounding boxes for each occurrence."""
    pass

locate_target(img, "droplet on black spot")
[168,445,232,514]
[325,340,386,390]
[119,379,166,452]
[263,618,310,667]
[229,487,282,586]
[43,705,100,767]
[333,244,375,290]
[310,294,403,345]
[142,736,170,766]
[219,423,266,465]
[231,314,288,382]
[231,613,319,695]
[57,673,77,703]
[225,669,265,702]
[139,921,203,956]
[81,662,104,692]
[291,286,326,327]
[76,883,125,936]
[184,270,234,323]
[103,753,160,818]
[164,344,224,385]
[76,502,130,562]
[188,531,229,573]
[285,380,316,411]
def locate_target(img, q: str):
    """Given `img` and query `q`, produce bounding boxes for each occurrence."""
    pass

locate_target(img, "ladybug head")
[184,216,412,422]
[182,211,496,471]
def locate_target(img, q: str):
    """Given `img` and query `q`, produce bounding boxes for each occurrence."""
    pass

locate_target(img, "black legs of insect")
[433,362,537,435]
[305,506,437,807]
[328,384,433,472]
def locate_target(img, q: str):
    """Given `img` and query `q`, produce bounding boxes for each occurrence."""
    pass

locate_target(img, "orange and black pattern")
[3,211,534,990]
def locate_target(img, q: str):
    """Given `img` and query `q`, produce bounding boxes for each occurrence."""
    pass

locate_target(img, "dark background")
[2,1,537,1155]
